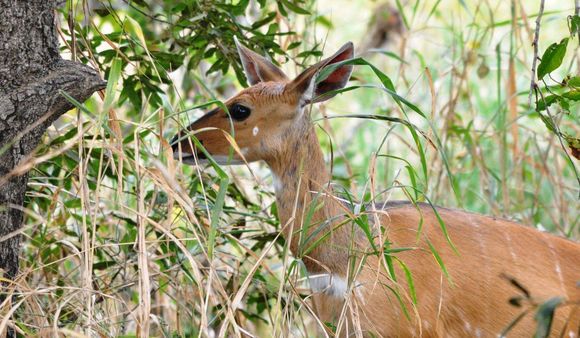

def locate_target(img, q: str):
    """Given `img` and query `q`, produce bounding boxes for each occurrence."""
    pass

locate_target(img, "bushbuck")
[171,39,580,337]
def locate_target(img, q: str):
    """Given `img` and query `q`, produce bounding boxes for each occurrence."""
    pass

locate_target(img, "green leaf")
[367,49,408,64]
[251,12,277,29]
[208,178,230,259]
[394,257,417,305]
[230,0,250,15]
[536,94,558,111]
[569,15,580,35]
[287,41,302,50]
[280,0,310,15]
[534,297,564,338]
[568,76,580,88]
[426,239,452,284]
[537,38,569,80]
[559,98,570,112]
[297,50,323,58]
[64,198,82,208]
[315,15,333,28]
[103,58,122,113]
[562,90,580,101]
[538,112,557,133]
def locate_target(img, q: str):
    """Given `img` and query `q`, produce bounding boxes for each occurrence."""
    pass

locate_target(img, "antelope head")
[171,39,354,166]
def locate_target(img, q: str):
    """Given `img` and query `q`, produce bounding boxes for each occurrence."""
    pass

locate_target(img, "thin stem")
[528,0,545,107]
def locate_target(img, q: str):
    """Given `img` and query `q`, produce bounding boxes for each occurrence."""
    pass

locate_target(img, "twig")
[574,0,580,73]
[536,84,580,198]
[528,0,545,107]
[529,0,580,197]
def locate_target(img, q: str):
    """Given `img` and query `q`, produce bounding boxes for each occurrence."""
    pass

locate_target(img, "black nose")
[170,134,207,159]
[170,133,180,153]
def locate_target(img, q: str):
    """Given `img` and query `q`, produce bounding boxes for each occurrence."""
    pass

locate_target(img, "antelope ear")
[287,42,354,104]
[234,36,288,86]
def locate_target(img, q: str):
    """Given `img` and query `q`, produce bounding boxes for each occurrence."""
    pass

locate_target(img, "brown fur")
[173,42,580,337]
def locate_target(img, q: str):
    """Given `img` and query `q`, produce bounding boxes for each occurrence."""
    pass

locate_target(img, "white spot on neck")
[252,126,259,136]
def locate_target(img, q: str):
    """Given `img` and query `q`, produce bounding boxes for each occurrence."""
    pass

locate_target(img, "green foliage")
[8,0,578,336]
[533,16,580,174]
[71,0,316,110]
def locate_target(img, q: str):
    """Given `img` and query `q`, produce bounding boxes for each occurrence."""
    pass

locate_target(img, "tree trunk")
[0,0,105,333]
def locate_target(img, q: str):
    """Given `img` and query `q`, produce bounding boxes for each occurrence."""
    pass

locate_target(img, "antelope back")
[171,39,354,165]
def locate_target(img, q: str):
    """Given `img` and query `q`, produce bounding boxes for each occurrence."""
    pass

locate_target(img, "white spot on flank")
[464,321,471,332]
[547,239,566,295]
[569,330,576,338]
[555,261,563,281]
[252,126,259,136]
[468,214,492,323]
[503,228,518,266]
[475,328,482,338]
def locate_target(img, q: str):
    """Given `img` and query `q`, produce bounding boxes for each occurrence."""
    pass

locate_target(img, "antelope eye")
[229,104,251,121]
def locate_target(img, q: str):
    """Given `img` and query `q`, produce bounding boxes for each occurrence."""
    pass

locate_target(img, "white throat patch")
[272,173,283,193]
[308,274,349,299]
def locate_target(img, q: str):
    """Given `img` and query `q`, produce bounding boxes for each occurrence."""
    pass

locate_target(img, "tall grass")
[1,0,577,336]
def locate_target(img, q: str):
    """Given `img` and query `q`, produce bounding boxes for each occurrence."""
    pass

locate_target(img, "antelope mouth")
[172,152,202,165]
[172,151,245,166]
[170,132,207,165]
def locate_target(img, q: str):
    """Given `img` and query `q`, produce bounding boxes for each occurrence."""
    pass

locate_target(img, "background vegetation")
[2,0,578,336]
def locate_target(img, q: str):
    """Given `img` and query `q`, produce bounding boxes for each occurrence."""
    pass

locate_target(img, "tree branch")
[0,0,105,321]
[0,60,105,152]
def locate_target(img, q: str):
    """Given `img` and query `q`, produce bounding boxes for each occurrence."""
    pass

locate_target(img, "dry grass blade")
[3,0,577,337]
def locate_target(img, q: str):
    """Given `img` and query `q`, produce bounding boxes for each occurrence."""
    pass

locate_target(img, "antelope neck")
[266,122,330,217]
[265,122,349,271]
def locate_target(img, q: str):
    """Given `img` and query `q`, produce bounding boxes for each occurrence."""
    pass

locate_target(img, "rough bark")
[0,0,105,317]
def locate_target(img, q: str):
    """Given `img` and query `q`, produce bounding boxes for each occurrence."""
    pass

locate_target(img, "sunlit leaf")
[537,38,569,80]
